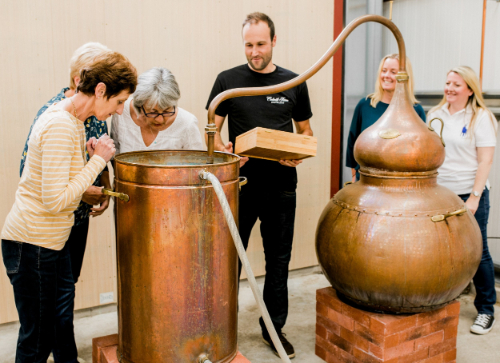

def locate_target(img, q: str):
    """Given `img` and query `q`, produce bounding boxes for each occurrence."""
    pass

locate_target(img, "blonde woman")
[346,54,425,181]
[428,66,497,335]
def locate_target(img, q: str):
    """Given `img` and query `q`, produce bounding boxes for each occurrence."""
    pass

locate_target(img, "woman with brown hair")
[1,51,137,363]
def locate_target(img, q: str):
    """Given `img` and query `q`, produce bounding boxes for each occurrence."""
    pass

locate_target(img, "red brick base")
[92,334,251,363]
[316,288,459,363]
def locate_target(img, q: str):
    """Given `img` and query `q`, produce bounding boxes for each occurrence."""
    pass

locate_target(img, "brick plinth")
[316,288,459,363]
[92,334,251,363]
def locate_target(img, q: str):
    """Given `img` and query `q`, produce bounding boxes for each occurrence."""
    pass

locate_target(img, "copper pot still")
[315,72,482,313]
[113,151,239,363]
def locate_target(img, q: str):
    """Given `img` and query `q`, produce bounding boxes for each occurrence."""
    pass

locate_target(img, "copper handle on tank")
[102,188,130,203]
[238,176,247,190]
[206,14,408,164]
[343,181,353,188]
[431,208,467,222]
[428,118,446,147]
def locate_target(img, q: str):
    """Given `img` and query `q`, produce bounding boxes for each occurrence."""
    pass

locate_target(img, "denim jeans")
[2,240,78,363]
[459,189,497,315]
[237,185,297,334]
[67,218,89,283]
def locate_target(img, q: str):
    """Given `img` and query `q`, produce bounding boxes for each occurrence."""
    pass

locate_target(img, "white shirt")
[110,98,205,155]
[428,103,497,195]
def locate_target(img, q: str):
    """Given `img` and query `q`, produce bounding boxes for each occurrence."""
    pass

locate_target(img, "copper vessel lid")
[114,150,240,186]
[353,78,445,176]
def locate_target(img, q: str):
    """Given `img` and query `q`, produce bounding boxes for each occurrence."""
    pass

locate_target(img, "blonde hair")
[69,42,110,90]
[368,53,419,108]
[429,66,497,137]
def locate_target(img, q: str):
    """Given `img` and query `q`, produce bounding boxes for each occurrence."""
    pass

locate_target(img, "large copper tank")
[316,79,482,313]
[114,150,239,363]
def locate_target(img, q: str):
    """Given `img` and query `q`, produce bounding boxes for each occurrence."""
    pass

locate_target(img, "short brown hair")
[242,12,275,41]
[77,51,138,99]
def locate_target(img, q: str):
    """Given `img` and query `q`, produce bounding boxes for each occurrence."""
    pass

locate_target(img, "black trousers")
[238,185,297,333]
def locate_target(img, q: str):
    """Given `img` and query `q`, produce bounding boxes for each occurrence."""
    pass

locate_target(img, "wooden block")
[92,334,118,363]
[315,288,460,363]
[235,127,317,161]
[92,334,251,363]
[100,346,119,363]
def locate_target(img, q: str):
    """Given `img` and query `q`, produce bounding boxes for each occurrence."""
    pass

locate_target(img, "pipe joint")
[395,72,409,83]
[205,124,217,134]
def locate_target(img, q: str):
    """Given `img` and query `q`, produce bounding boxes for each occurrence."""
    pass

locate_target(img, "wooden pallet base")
[92,334,251,363]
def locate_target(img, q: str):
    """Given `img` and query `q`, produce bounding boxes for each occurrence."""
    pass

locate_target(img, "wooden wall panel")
[0,0,333,323]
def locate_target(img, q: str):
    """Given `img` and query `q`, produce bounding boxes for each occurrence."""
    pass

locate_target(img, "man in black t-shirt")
[206,12,313,359]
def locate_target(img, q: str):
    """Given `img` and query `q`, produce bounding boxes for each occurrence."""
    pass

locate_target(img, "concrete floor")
[0,271,499,363]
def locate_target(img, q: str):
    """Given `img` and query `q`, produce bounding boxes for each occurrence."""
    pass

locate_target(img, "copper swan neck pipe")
[206,14,407,164]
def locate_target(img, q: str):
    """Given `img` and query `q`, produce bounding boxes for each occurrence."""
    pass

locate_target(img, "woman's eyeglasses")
[141,105,176,118]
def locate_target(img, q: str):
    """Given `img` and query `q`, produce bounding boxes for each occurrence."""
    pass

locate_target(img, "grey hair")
[132,67,180,114]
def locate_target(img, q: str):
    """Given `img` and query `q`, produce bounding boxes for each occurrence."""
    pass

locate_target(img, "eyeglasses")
[141,105,176,118]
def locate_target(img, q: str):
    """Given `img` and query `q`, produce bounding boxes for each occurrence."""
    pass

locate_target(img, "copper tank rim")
[115,179,237,188]
[114,150,240,169]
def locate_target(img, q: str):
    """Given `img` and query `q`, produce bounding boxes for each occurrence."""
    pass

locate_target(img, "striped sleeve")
[40,118,106,213]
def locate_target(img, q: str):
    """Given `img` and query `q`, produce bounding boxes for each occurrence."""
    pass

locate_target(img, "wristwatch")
[472,190,481,197]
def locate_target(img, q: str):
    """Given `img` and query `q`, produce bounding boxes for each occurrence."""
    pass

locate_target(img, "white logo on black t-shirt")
[267,96,289,105]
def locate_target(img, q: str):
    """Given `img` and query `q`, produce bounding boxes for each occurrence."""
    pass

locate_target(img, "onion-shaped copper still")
[315,79,482,312]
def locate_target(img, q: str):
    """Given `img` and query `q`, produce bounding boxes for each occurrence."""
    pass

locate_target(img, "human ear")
[95,82,107,99]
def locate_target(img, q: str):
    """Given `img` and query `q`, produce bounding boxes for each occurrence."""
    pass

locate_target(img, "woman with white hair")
[428,66,497,335]
[111,67,204,154]
[346,54,426,182]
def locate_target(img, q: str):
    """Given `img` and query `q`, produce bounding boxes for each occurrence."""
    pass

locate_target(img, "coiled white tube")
[199,171,292,363]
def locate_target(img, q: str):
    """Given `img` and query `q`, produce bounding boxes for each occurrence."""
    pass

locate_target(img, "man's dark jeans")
[459,189,497,315]
[2,239,78,363]
[238,185,297,334]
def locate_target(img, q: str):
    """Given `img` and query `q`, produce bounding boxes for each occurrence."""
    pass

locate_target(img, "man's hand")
[220,141,249,168]
[279,159,303,167]
[90,196,111,217]
[81,186,106,205]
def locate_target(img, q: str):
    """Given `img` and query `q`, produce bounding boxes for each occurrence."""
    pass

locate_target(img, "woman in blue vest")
[346,54,426,182]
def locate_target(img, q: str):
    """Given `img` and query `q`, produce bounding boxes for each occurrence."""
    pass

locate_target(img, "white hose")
[200,171,292,363]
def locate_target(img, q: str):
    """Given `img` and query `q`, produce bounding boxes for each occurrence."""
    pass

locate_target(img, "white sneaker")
[470,314,495,335]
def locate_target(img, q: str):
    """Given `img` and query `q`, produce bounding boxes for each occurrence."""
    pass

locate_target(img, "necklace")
[69,97,79,120]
